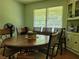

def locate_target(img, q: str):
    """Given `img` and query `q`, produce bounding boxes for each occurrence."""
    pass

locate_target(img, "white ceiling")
[16,0,44,4]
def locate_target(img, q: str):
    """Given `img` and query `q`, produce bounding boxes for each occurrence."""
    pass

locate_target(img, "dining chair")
[58,28,66,55]
[1,44,16,59]
[54,28,66,55]
[42,27,52,35]
[0,54,6,59]
[62,28,66,49]
[38,32,59,59]
[42,27,52,32]
[0,28,11,54]
[0,29,11,59]
[0,28,18,59]
[1,39,19,59]
[0,29,10,55]
[4,23,15,37]
[33,27,41,34]
[54,28,62,33]
[20,27,29,35]
[0,28,11,40]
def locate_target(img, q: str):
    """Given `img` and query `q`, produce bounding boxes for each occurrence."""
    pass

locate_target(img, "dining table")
[3,34,49,48]
[2,34,50,59]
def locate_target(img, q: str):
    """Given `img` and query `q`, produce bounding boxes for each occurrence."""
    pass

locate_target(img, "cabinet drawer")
[67,34,73,48]
[71,36,79,52]
[73,43,79,52]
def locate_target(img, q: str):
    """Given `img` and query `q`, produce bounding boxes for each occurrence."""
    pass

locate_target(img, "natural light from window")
[33,6,63,32]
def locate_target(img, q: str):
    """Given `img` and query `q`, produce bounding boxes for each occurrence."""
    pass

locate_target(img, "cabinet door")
[67,32,79,53]
[67,33,73,49]
[72,35,79,52]
[75,1,79,17]
[68,0,75,18]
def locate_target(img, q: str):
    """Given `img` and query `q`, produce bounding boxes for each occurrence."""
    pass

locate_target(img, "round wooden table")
[2,34,49,59]
[3,35,49,48]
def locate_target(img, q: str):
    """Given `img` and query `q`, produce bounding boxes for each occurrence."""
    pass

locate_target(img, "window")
[47,6,63,31]
[34,6,63,32]
[34,9,46,27]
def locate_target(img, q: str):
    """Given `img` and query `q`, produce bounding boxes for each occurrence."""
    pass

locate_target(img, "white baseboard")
[67,47,79,55]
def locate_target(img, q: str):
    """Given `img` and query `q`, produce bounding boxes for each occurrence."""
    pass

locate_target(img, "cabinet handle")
[75,42,77,44]
[67,39,69,41]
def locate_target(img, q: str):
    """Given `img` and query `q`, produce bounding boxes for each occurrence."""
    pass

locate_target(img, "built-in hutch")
[67,0,79,55]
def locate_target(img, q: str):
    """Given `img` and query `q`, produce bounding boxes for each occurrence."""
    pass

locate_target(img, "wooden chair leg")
[64,38,66,49]
[3,47,6,56]
[50,56,53,59]
[60,43,63,55]
[9,56,12,59]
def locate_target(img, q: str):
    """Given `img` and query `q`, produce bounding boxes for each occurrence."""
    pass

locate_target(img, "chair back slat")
[33,27,41,34]
[42,27,52,33]
[33,27,41,32]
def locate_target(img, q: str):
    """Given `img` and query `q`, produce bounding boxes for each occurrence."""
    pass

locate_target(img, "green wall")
[25,0,68,30]
[0,0,68,29]
[0,0,24,28]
